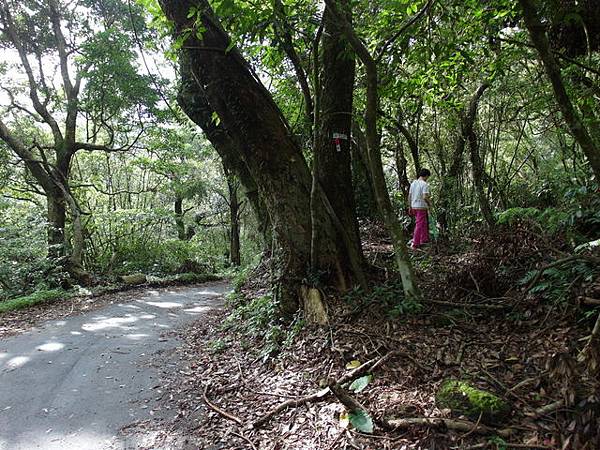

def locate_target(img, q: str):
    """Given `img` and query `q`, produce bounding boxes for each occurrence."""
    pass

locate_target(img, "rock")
[121,273,147,285]
[436,379,510,424]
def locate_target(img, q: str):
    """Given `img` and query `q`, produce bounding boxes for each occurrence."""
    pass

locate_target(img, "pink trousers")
[412,209,429,248]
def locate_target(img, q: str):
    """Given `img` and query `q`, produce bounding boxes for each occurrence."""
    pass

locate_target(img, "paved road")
[0,282,229,450]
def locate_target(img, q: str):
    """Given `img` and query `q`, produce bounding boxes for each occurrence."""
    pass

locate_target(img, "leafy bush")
[223,294,304,359]
[497,185,600,243]
[0,202,70,299]
[520,258,599,304]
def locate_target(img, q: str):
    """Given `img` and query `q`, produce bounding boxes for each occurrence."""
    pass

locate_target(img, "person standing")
[409,169,432,249]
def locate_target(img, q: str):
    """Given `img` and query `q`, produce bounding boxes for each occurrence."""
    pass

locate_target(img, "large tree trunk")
[324,0,421,301]
[519,0,600,180]
[47,193,67,260]
[161,0,344,316]
[314,1,365,289]
[178,54,272,247]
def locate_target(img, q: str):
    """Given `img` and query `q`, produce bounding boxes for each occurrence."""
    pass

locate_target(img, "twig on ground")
[231,431,257,450]
[252,387,330,428]
[202,385,243,425]
[384,417,512,438]
[428,299,508,310]
[459,412,482,439]
[329,382,366,413]
[508,377,536,392]
[480,367,531,408]
[529,399,565,418]
[252,351,402,428]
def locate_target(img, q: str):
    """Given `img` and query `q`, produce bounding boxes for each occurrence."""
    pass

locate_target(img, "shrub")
[0,289,68,314]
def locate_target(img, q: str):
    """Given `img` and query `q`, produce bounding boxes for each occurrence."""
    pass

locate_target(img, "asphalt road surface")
[0,282,229,450]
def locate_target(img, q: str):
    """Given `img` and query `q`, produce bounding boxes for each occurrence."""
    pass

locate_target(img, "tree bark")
[227,176,241,267]
[463,83,494,227]
[324,0,421,301]
[351,123,379,219]
[174,196,186,240]
[519,0,600,180]
[394,141,411,204]
[177,54,272,246]
[47,193,67,259]
[314,0,366,289]
[397,119,421,177]
[161,0,344,315]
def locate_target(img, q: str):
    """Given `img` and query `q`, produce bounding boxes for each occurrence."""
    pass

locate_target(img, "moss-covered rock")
[121,273,147,285]
[436,380,510,424]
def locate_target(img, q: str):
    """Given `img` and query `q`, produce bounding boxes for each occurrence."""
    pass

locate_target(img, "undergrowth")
[223,293,304,360]
[0,289,69,314]
[519,257,599,305]
[344,278,423,318]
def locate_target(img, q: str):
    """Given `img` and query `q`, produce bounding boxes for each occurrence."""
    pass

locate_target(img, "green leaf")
[346,360,361,369]
[186,6,197,18]
[349,409,373,433]
[349,375,372,393]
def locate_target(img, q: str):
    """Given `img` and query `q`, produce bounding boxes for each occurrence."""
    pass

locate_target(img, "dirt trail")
[0,281,229,450]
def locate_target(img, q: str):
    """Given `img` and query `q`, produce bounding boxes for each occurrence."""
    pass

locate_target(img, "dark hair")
[419,168,431,178]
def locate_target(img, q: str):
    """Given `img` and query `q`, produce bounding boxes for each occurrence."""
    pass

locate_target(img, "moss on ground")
[0,289,68,314]
[436,379,510,424]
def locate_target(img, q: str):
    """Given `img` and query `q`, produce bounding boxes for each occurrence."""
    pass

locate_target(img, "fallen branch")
[385,417,512,438]
[252,350,401,428]
[529,399,565,418]
[582,297,600,306]
[329,383,366,413]
[427,299,508,310]
[251,387,330,428]
[203,385,243,425]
